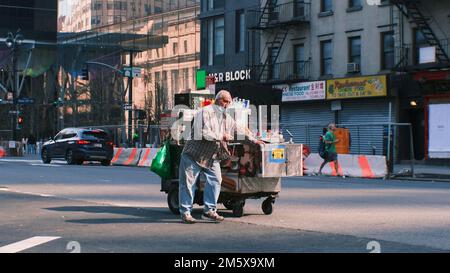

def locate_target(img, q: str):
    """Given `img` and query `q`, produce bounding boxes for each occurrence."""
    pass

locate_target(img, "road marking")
[30,164,62,167]
[0,236,61,253]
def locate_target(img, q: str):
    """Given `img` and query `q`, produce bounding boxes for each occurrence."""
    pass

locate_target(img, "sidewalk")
[394,163,450,181]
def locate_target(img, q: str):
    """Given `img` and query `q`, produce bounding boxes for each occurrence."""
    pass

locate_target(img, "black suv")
[41,128,114,165]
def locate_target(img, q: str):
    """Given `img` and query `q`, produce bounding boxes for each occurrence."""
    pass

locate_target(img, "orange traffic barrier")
[304,153,387,179]
[111,148,123,164]
[138,148,158,167]
[111,148,142,166]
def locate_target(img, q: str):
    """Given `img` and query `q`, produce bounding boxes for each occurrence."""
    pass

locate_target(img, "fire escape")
[391,0,450,69]
[249,0,310,83]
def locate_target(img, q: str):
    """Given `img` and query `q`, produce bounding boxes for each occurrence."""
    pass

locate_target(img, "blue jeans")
[178,153,222,216]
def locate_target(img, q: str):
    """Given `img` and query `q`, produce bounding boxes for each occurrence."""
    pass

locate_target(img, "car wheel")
[66,150,75,165]
[101,160,111,166]
[41,149,51,164]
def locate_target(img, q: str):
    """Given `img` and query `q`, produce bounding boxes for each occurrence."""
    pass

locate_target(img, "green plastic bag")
[150,141,172,179]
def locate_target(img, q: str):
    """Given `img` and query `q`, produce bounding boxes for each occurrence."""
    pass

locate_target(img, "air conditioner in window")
[347,63,360,73]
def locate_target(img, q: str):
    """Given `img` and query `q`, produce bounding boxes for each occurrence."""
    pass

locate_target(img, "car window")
[63,133,77,139]
[55,132,64,140]
[82,131,110,140]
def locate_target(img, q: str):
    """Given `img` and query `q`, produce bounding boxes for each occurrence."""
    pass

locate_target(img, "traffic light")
[17,115,24,130]
[80,66,89,81]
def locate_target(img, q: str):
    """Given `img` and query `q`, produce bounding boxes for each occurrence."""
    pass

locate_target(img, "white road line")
[30,164,62,167]
[0,236,61,253]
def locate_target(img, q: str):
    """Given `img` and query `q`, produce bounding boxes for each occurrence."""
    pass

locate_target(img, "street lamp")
[5,30,24,141]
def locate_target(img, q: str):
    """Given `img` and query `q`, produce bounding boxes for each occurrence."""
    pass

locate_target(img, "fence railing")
[394,38,450,69]
[249,1,311,29]
[280,122,416,177]
[253,60,311,83]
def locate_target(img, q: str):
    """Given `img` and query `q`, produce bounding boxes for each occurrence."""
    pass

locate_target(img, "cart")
[160,141,305,217]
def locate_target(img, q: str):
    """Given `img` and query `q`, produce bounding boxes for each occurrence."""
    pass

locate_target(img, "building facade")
[200,0,450,161]
[59,0,191,32]
[0,0,58,140]
[57,0,200,145]
[198,0,278,106]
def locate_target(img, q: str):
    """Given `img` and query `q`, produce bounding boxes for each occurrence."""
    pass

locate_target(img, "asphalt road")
[1,157,449,253]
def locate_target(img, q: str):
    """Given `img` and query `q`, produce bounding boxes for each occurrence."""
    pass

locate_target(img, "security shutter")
[281,101,334,149]
[339,98,396,156]
[281,98,396,156]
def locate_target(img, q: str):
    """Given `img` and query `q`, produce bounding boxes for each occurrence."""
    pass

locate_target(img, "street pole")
[128,51,134,147]
[5,30,24,141]
[11,46,17,141]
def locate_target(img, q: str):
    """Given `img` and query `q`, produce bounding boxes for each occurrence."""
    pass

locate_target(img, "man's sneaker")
[181,213,196,224]
[201,211,224,222]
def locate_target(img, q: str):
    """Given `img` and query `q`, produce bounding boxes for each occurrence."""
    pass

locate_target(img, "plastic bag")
[150,141,172,179]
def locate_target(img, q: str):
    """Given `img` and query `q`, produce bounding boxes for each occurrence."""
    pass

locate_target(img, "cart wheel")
[262,198,274,215]
[223,200,234,210]
[232,200,245,217]
[167,188,180,215]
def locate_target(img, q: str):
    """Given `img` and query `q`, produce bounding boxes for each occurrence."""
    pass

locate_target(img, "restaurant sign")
[326,75,387,100]
[277,81,326,102]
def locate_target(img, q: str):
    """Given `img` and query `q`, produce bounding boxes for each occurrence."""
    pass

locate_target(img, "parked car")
[41,128,114,166]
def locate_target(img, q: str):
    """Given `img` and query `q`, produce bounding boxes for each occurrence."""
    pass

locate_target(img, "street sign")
[0,99,13,105]
[9,111,19,115]
[123,104,133,111]
[123,67,142,78]
[17,98,35,105]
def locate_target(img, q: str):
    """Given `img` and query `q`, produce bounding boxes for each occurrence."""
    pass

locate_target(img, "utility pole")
[128,51,134,147]
[5,30,24,141]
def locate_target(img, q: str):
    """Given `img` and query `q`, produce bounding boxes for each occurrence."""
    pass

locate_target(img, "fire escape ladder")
[392,0,450,63]
[258,27,289,82]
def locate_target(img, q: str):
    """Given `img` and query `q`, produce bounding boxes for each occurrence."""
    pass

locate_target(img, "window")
[183,68,190,91]
[214,17,225,56]
[202,0,224,11]
[321,0,333,12]
[381,31,394,70]
[171,70,179,95]
[269,47,280,80]
[414,29,428,65]
[294,44,306,78]
[173,42,178,55]
[349,0,362,9]
[321,40,333,76]
[349,36,361,66]
[206,16,225,66]
[184,40,188,53]
[294,0,306,17]
[236,10,245,53]
[155,72,161,89]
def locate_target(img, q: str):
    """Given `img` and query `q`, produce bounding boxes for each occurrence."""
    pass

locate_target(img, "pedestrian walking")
[21,137,28,155]
[27,134,37,154]
[318,123,341,176]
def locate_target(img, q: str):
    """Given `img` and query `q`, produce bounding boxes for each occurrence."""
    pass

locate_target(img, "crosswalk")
[0,236,61,253]
[0,158,66,166]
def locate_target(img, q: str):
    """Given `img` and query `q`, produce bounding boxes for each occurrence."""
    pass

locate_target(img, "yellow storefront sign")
[326,75,387,100]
